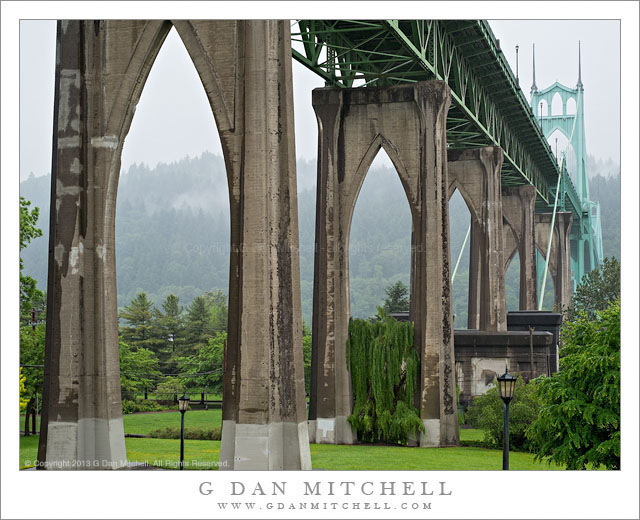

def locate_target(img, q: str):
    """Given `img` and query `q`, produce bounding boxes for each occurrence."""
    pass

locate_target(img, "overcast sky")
[19,19,620,180]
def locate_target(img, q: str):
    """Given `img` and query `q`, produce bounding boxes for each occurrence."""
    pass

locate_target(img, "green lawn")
[123,409,222,435]
[20,411,567,471]
[20,432,564,471]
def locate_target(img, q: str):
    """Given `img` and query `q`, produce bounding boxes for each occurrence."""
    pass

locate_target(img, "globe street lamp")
[496,367,518,470]
[178,393,190,470]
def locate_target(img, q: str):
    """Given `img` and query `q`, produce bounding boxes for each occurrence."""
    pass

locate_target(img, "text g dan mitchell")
[198,480,453,497]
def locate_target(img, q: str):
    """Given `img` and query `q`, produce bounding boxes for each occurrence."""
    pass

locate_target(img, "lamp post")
[178,393,190,470]
[496,367,518,470]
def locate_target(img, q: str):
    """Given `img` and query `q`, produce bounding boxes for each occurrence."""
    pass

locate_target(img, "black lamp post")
[178,393,190,470]
[496,367,518,470]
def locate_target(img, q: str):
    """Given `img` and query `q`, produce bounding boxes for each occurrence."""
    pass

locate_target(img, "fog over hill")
[20,152,620,325]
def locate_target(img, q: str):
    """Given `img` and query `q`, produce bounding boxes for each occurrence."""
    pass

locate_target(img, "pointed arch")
[447,180,482,228]
[566,96,577,115]
[538,98,549,117]
[349,146,413,317]
[551,92,563,116]
[345,133,417,235]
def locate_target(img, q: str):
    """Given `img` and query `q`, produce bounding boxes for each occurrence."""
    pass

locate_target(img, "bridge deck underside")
[292,19,582,216]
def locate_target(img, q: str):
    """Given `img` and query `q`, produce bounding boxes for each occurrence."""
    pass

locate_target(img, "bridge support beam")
[310,82,458,447]
[448,147,507,331]
[502,185,538,310]
[535,212,573,310]
[39,20,310,471]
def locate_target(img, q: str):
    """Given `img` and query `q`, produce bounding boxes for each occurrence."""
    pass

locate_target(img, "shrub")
[528,300,620,470]
[147,426,222,441]
[466,377,541,452]
[122,398,164,414]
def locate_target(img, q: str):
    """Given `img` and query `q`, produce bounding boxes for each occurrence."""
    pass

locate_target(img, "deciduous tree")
[528,300,620,469]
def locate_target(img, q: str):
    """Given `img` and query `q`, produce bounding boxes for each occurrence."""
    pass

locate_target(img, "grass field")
[19,435,562,471]
[19,410,564,471]
[123,409,222,435]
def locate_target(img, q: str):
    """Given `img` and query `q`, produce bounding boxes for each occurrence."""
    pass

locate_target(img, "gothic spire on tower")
[576,40,583,89]
[531,43,538,94]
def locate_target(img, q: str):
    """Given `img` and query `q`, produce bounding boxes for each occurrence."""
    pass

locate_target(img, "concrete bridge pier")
[502,185,538,310]
[310,81,458,447]
[535,212,573,310]
[447,147,507,331]
[39,19,310,471]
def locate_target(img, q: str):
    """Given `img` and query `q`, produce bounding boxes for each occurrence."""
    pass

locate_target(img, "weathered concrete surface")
[40,20,310,470]
[454,330,553,409]
[502,185,538,310]
[310,82,458,447]
[448,147,506,331]
[507,310,563,374]
[39,20,175,469]
[203,20,311,471]
[535,212,573,311]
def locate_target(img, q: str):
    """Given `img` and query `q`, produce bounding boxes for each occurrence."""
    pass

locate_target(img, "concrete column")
[413,84,458,447]
[310,82,458,447]
[535,212,573,310]
[502,185,538,310]
[40,20,310,471]
[38,20,175,469]
[308,88,355,445]
[448,147,507,331]
[211,20,311,470]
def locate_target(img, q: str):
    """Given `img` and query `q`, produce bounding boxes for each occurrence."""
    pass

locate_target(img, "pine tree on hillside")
[184,295,213,354]
[118,292,165,354]
[155,294,184,353]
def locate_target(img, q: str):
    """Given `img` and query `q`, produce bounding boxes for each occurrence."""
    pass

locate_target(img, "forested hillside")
[19,152,621,325]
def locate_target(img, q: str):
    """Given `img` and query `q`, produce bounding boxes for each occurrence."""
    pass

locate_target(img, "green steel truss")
[292,19,603,288]
[292,20,567,212]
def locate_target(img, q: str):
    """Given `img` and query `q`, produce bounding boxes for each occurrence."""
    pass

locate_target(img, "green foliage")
[177,332,225,393]
[302,323,312,394]
[154,377,185,399]
[19,323,45,403]
[154,294,184,357]
[147,426,221,441]
[203,290,228,336]
[382,281,409,314]
[119,341,161,398]
[347,315,423,445]
[184,295,213,354]
[122,399,164,414]
[119,292,164,351]
[567,257,620,320]
[528,300,620,470]
[19,197,45,323]
[466,378,542,451]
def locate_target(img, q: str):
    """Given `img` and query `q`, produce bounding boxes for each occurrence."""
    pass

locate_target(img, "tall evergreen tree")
[184,295,212,354]
[118,292,164,352]
[383,281,410,314]
[155,294,184,353]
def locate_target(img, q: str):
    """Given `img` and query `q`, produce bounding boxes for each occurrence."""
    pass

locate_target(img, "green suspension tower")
[530,42,603,290]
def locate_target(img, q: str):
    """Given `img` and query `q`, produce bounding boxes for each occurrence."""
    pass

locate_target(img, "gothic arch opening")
[448,188,473,329]
[566,96,577,115]
[538,98,549,117]
[536,248,556,311]
[551,92,563,116]
[348,147,412,319]
[505,249,521,310]
[117,26,229,404]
